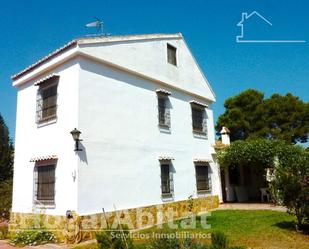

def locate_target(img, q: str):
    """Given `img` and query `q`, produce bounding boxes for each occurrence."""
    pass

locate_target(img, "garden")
[70,209,309,249]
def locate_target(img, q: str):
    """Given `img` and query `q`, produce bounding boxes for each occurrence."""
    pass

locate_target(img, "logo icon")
[236,11,306,43]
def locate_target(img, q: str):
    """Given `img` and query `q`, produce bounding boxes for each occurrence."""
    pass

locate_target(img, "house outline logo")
[236,11,306,43]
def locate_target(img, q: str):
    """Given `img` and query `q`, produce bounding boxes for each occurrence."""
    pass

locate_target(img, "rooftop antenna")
[85,18,108,36]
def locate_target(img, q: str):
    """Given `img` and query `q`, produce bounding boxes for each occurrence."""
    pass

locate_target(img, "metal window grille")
[158,96,170,127]
[192,107,204,133]
[195,165,210,191]
[161,164,171,194]
[36,83,58,124]
[35,165,55,205]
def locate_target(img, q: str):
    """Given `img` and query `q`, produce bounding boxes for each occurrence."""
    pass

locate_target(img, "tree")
[273,145,309,229]
[0,114,14,220]
[216,89,265,141]
[0,114,13,181]
[217,139,309,229]
[216,89,309,144]
[217,139,279,170]
[263,94,309,143]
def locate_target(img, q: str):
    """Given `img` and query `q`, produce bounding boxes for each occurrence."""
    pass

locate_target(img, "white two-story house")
[11,33,222,223]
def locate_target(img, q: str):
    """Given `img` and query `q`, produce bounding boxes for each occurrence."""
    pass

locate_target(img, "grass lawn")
[73,210,309,249]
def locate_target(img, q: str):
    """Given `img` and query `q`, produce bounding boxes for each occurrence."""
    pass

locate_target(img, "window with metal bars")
[158,95,170,127]
[161,164,171,195]
[195,165,210,192]
[191,105,207,134]
[36,82,58,124]
[167,44,177,66]
[35,165,55,205]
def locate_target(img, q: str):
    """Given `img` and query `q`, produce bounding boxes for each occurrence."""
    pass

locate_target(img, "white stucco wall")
[12,60,80,216]
[77,57,221,215]
[79,38,215,102]
[12,36,221,216]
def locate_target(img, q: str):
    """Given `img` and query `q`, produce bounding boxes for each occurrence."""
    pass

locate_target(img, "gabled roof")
[12,33,215,102]
[11,34,182,80]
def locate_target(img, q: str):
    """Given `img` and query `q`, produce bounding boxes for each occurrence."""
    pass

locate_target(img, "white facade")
[12,33,222,216]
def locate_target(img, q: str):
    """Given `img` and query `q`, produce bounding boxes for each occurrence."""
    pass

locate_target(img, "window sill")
[159,123,170,128]
[197,189,211,193]
[161,193,174,202]
[168,62,177,67]
[193,129,206,134]
[193,131,207,139]
[158,124,171,134]
[197,190,211,197]
[37,118,57,128]
[33,203,56,209]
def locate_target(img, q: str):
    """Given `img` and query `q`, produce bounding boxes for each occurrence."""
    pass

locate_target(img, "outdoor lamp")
[70,128,82,151]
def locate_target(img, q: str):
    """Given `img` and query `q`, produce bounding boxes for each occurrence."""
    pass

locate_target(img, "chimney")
[220,127,231,145]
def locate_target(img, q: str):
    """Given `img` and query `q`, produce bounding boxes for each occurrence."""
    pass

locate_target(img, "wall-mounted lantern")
[70,128,83,151]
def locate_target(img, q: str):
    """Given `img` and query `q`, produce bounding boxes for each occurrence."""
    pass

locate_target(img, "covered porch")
[220,165,269,203]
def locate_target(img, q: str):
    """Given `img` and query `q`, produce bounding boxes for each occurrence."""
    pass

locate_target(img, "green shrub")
[147,233,209,249]
[96,225,134,249]
[10,230,56,246]
[146,231,244,249]
[0,221,8,239]
[211,231,228,249]
[0,180,12,220]
[149,236,180,249]
[272,145,309,229]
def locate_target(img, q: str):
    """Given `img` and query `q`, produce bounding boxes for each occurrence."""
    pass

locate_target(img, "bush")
[96,225,134,249]
[272,145,309,229]
[10,230,56,246]
[149,236,181,249]
[211,231,228,249]
[0,180,12,220]
[148,237,209,249]
[0,220,8,239]
[144,231,244,249]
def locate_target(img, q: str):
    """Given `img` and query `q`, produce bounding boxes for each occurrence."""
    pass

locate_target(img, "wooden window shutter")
[36,79,58,124]
[35,164,56,205]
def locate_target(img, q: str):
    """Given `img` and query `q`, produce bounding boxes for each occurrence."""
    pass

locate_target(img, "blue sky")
[1,0,309,142]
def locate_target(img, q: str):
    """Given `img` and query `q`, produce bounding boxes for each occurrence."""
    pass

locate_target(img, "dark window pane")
[38,84,58,122]
[158,97,166,125]
[192,107,204,132]
[229,166,240,185]
[37,165,55,203]
[161,164,170,194]
[167,44,177,66]
[195,166,209,191]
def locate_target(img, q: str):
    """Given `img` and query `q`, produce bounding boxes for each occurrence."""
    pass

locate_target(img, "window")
[195,165,210,192]
[158,95,170,127]
[36,80,58,124]
[161,164,173,195]
[167,44,177,66]
[191,105,207,135]
[34,164,56,205]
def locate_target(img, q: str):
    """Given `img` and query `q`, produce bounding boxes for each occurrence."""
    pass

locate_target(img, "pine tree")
[0,114,13,181]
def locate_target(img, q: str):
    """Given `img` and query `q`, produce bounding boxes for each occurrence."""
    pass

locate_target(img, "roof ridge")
[11,33,182,80]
